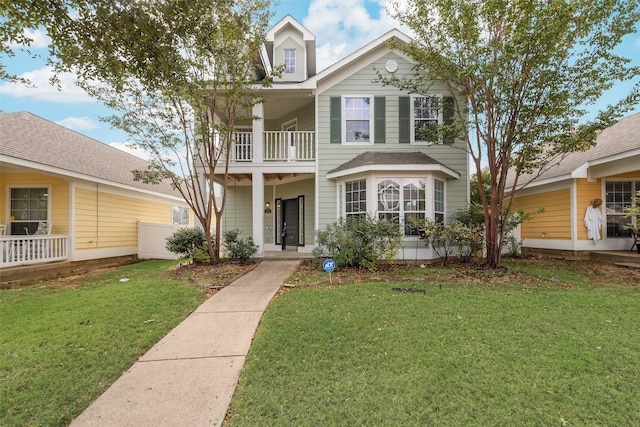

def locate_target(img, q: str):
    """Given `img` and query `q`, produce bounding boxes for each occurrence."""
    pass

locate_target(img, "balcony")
[0,235,69,268]
[230,131,315,162]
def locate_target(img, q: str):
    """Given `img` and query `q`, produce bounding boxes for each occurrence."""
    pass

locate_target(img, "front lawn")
[0,260,250,427]
[228,259,640,426]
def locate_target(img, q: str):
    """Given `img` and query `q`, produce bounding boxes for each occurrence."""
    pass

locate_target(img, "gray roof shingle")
[0,111,178,196]
[328,151,454,175]
[509,112,640,188]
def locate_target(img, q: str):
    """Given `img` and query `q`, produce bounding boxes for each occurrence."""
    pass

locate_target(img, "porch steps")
[590,250,640,269]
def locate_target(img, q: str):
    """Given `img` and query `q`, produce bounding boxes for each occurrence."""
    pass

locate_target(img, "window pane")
[284,49,296,74]
[345,179,367,218]
[434,179,445,214]
[345,97,371,142]
[413,96,439,142]
[378,179,400,212]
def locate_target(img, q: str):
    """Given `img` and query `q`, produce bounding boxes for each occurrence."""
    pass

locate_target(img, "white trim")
[281,118,298,131]
[6,184,52,235]
[0,155,184,203]
[327,163,460,180]
[341,95,374,145]
[72,246,137,262]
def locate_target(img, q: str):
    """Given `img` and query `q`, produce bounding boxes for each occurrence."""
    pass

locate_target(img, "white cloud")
[8,28,50,48]
[302,0,411,70]
[109,142,153,161]
[55,116,99,131]
[0,66,94,103]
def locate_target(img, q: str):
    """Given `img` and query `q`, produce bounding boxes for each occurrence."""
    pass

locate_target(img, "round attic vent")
[385,60,398,73]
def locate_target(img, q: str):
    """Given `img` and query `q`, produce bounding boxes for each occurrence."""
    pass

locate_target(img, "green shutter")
[398,96,410,143]
[443,96,455,144]
[330,97,341,143]
[374,96,385,143]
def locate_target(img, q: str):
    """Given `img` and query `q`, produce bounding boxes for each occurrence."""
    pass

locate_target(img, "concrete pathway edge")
[70,260,301,427]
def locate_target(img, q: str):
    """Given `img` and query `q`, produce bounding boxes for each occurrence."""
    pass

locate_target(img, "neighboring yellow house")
[507,112,640,255]
[0,111,191,274]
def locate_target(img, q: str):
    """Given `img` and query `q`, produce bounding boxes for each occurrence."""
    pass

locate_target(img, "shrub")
[421,219,483,263]
[313,216,402,271]
[223,229,257,262]
[166,227,206,259]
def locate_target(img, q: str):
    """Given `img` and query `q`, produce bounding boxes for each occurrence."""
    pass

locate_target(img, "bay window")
[345,179,367,218]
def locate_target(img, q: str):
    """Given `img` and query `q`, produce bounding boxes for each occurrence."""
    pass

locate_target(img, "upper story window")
[284,49,296,74]
[412,96,441,142]
[9,187,50,235]
[344,96,372,143]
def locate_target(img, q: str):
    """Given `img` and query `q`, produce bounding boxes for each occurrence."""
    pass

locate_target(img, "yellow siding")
[0,172,70,234]
[74,187,178,250]
[575,178,602,240]
[513,189,571,240]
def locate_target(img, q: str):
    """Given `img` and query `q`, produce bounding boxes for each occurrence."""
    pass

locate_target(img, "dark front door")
[282,198,299,247]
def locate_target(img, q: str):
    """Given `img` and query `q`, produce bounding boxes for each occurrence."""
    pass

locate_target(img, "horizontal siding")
[575,178,602,241]
[0,172,70,235]
[514,189,571,240]
[222,185,253,235]
[316,51,469,229]
[75,187,179,250]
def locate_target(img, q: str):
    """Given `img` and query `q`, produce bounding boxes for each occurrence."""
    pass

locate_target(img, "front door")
[282,198,299,248]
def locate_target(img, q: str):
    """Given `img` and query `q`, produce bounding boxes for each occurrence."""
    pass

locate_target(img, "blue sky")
[1,0,639,158]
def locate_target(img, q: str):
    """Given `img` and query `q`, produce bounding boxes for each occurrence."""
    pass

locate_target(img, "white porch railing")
[0,235,69,268]
[264,131,315,161]
[229,131,315,163]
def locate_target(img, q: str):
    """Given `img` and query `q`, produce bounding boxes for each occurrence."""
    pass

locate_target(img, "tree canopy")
[386,0,640,268]
[2,0,274,262]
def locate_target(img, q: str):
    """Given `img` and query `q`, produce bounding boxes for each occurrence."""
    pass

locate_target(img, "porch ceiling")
[214,172,313,186]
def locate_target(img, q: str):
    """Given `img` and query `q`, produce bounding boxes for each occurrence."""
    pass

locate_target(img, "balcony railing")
[0,235,69,268]
[230,131,315,162]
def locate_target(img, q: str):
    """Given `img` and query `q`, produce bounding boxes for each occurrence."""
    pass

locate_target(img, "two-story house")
[217,15,469,260]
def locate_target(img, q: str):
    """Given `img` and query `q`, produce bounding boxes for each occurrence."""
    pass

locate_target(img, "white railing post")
[262,131,315,162]
[0,235,68,268]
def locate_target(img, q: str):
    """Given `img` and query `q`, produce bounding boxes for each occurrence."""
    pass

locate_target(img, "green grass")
[228,261,640,426]
[0,260,207,427]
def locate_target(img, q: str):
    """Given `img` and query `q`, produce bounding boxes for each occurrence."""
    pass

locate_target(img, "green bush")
[313,216,402,271]
[165,227,206,259]
[223,229,257,262]
[421,219,483,263]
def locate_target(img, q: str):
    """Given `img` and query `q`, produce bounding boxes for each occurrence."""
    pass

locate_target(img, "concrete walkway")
[71,260,300,427]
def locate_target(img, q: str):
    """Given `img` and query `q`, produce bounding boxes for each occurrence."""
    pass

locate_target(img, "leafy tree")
[384,0,640,268]
[1,0,274,263]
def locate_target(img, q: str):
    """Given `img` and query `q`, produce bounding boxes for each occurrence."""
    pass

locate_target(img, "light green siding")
[316,52,469,231]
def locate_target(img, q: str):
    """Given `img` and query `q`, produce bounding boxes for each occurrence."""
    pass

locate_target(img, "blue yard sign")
[323,259,335,284]
[323,259,336,272]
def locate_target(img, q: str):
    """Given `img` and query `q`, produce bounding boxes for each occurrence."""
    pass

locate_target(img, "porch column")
[252,172,265,258]
[252,103,264,162]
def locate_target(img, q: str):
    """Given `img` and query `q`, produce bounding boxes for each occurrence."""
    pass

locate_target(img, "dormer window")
[284,49,296,74]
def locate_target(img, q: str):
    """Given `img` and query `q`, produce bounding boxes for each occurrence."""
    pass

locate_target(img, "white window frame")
[284,48,296,74]
[343,178,368,219]
[173,206,190,225]
[8,185,51,235]
[337,175,446,237]
[342,95,373,145]
[604,179,640,238]
[411,94,443,144]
